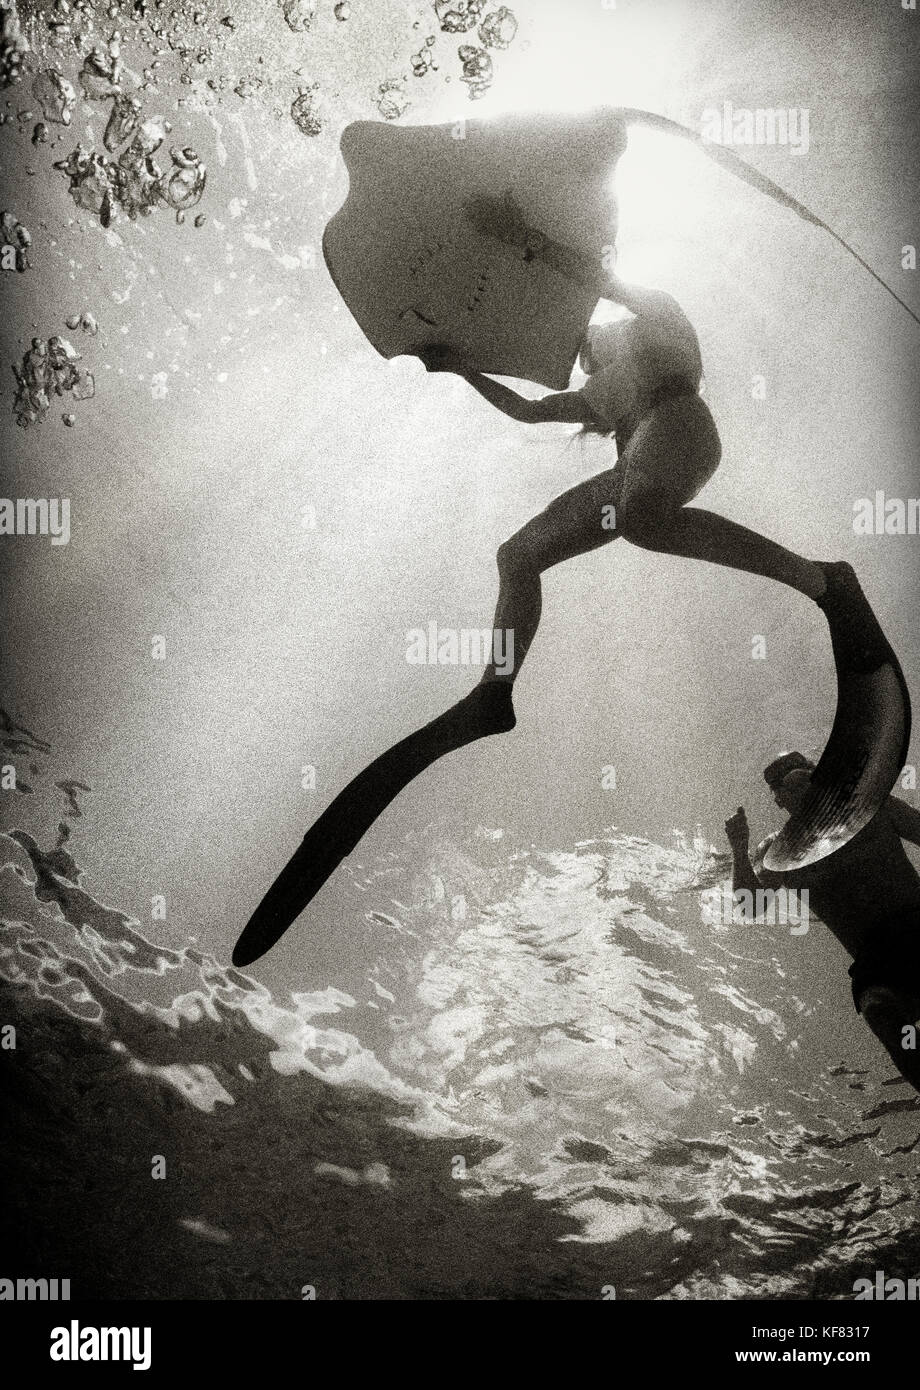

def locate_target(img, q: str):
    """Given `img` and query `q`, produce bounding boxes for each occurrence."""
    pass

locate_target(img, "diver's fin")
[232,685,515,967]
[763,565,911,872]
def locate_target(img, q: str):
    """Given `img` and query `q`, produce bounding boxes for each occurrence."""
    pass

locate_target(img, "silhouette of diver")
[727,752,920,1093]
[232,206,908,968]
[410,273,905,789]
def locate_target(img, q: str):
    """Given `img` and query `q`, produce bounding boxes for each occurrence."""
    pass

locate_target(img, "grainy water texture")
[1,0,919,1299]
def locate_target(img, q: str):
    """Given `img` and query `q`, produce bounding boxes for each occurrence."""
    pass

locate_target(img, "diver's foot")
[441,680,517,739]
[814,561,896,674]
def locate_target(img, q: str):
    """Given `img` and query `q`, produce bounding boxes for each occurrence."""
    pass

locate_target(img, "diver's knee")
[497,535,535,579]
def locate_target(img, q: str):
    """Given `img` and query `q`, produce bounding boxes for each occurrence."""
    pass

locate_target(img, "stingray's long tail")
[619,108,920,330]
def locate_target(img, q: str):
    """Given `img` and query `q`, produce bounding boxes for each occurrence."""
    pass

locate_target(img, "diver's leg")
[620,498,826,600]
[622,496,901,676]
[614,395,828,600]
[479,464,625,686]
[856,985,920,1094]
[405,462,626,746]
[274,464,626,864]
[615,393,903,678]
[233,471,622,968]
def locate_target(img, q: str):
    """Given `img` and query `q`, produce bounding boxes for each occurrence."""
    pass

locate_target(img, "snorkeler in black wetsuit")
[727,752,920,1093]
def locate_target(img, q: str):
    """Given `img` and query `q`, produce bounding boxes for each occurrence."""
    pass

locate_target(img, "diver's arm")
[730,846,761,899]
[463,372,590,425]
[725,808,762,919]
[459,370,534,422]
[887,795,920,847]
[603,273,683,320]
[417,346,591,424]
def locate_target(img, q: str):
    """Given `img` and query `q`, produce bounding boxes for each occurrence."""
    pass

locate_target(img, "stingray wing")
[322,108,627,390]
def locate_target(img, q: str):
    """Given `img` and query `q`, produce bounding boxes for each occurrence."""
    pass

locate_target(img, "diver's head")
[764,751,815,811]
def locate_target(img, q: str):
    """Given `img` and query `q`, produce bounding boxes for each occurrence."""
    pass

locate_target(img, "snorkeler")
[725,753,920,1093]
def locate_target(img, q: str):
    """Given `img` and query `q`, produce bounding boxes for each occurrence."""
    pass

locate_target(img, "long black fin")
[763,660,910,872]
[233,686,515,966]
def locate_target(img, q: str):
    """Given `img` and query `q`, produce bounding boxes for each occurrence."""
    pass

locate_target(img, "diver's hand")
[417,344,467,374]
[725,807,750,852]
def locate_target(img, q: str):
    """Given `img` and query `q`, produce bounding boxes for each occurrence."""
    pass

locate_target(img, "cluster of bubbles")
[1,208,31,271]
[477,5,516,48]
[16,0,232,92]
[290,79,322,135]
[45,35,207,226]
[281,0,350,33]
[281,0,314,32]
[54,125,206,226]
[410,34,437,79]
[0,7,210,224]
[431,1,518,102]
[286,0,519,133]
[30,66,77,140]
[283,2,348,133]
[0,0,28,88]
[368,1,518,122]
[11,331,95,429]
[456,42,491,98]
[375,76,409,122]
[433,0,486,34]
[1,0,521,432]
